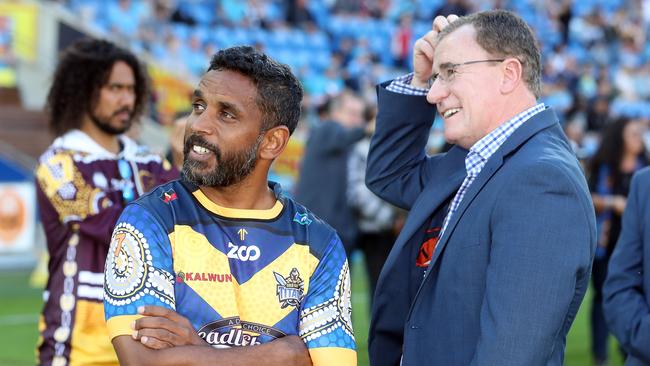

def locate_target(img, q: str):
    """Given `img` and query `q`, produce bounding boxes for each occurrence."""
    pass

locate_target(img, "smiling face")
[89,61,136,135]
[427,25,505,149]
[182,69,266,188]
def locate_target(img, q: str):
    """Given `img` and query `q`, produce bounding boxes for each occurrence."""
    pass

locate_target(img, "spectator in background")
[588,117,649,366]
[586,95,611,132]
[347,104,398,299]
[34,38,177,366]
[295,90,367,255]
[166,111,190,170]
[286,0,315,28]
[391,13,413,70]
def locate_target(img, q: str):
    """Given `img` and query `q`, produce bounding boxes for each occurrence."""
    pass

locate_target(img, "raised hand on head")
[411,15,459,88]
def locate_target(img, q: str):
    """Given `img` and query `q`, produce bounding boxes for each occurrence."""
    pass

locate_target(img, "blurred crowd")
[50,0,650,158]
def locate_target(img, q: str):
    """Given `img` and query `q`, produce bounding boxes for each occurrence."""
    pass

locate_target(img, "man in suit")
[604,167,650,365]
[366,10,596,366]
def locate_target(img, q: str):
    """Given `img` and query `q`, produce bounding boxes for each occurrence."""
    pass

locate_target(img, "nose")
[426,79,449,105]
[188,110,214,135]
[119,88,136,109]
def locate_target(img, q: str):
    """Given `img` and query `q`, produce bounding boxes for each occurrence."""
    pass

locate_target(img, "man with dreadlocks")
[35,38,177,365]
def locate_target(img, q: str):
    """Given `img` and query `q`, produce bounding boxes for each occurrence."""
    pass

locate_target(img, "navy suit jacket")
[604,167,650,366]
[366,84,596,366]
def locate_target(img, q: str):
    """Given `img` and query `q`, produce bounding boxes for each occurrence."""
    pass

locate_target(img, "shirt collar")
[53,129,140,159]
[465,103,546,174]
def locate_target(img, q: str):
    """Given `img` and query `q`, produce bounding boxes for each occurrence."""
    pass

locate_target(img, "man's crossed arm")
[113,306,312,366]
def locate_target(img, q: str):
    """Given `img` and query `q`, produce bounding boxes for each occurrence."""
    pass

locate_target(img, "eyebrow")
[218,100,243,115]
[437,62,456,71]
[192,89,244,115]
[107,82,133,88]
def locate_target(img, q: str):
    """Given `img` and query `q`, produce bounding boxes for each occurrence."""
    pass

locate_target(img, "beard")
[89,107,134,135]
[182,132,263,188]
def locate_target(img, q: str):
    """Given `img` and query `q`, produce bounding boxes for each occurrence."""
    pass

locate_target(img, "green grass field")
[0,254,624,366]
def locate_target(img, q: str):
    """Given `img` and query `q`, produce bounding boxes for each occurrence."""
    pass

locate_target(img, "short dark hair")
[46,38,148,136]
[208,46,303,134]
[438,10,542,97]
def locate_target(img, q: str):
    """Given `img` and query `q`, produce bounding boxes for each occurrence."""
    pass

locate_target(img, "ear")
[499,58,523,95]
[259,126,290,160]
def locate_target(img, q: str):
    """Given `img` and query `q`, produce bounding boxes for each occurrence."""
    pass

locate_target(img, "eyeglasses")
[428,59,505,87]
[117,159,135,203]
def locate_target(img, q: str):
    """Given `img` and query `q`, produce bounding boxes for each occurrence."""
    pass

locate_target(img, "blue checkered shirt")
[386,73,545,238]
[386,73,429,95]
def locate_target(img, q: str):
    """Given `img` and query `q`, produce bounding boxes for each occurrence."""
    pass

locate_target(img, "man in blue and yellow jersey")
[103,46,356,366]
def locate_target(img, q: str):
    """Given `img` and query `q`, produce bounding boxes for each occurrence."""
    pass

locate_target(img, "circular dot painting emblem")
[105,223,151,305]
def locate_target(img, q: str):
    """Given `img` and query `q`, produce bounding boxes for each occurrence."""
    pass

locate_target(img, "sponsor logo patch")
[293,212,312,226]
[175,271,233,283]
[197,317,286,348]
[227,242,260,261]
[160,189,178,204]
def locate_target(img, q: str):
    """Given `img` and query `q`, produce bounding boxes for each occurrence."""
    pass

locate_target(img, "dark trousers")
[357,230,395,300]
[591,256,609,361]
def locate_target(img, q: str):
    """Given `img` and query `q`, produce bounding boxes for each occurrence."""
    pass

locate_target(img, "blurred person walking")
[295,90,367,255]
[588,117,648,366]
[347,105,399,299]
[35,38,177,365]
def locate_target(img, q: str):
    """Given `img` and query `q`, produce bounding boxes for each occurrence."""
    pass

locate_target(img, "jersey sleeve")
[299,233,356,366]
[103,203,176,340]
[35,150,126,243]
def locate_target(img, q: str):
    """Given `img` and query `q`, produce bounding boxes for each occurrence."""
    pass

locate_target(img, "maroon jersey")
[35,129,177,365]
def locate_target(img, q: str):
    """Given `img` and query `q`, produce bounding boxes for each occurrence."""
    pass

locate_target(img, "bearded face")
[90,61,136,136]
[182,132,263,188]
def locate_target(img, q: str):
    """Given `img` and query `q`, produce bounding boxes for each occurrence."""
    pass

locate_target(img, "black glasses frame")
[428,59,505,87]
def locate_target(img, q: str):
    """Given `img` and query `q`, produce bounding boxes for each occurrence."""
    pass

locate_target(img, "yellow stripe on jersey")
[107,314,143,340]
[170,225,319,326]
[171,225,241,317]
[236,243,319,325]
[70,300,119,365]
[308,347,357,366]
[191,189,283,219]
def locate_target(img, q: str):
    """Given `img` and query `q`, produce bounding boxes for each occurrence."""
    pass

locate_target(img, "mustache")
[112,107,133,118]
[183,133,220,157]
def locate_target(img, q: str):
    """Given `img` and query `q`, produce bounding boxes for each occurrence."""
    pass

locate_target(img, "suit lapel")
[399,167,465,242]
[425,155,503,270]
[381,146,466,275]
[425,108,559,272]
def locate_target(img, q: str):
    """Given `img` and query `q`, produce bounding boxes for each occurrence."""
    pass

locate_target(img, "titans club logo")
[273,268,304,309]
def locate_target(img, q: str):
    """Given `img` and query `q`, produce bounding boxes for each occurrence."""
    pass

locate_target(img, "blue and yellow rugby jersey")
[103,178,355,365]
